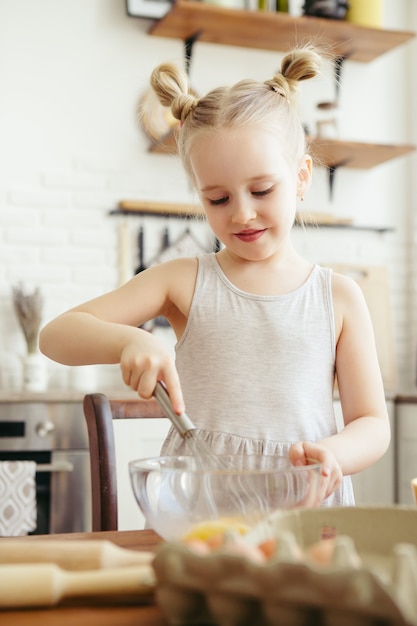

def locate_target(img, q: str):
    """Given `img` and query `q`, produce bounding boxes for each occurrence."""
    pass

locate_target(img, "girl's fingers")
[290,441,343,504]
[288,442,307,466]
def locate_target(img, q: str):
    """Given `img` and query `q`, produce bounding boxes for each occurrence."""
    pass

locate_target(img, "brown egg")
[205,533,225,551]
[258,538,278,560]
[306,538,336,566]
[222,537,267,564]
[182,538,211,555]
[259,536,304,562]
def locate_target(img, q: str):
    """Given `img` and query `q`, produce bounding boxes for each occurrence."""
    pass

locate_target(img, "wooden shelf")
[295,223,393,233]
[111,201,393,232]
[112,199,204,218]
[149,1,415,62]
[145,4,416,167]
[148,130,415,170]
[308,137,415,169]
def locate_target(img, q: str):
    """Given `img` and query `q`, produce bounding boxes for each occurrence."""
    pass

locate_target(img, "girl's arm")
[290,273,391,500]
[329,272,391,473]
[39,259,197,412]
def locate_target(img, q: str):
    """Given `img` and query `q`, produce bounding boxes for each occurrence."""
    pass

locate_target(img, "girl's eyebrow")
[201,175,275,192]
[201,185,222,192]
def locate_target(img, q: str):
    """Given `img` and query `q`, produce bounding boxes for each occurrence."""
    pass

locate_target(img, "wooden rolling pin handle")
[65,565,155,599]
[0,540,154,570]
[0,563,155,608]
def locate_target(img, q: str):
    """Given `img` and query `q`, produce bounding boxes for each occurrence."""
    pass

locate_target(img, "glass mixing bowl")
[129,454,322,541]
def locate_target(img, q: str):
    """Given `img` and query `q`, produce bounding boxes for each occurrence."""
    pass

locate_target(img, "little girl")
[40,46,390,506]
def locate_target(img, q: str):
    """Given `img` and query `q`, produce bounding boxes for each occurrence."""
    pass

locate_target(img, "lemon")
[182,518,250,542]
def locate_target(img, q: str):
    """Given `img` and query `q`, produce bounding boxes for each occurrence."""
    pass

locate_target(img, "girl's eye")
[253,186,274,197]
[208,196,229,206]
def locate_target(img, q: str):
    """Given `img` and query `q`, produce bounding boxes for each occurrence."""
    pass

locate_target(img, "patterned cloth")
[0,461,37,536]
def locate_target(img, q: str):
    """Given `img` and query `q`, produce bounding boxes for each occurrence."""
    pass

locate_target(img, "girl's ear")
[297,154,313,197]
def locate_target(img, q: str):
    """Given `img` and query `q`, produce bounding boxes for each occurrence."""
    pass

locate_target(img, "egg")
[224,543,266,563]
[305,538,336,566]
[258,537,304,562]
[182,518,250,544]
[258,538,278,560]
[206,533,226,551]
[182,538,212,555]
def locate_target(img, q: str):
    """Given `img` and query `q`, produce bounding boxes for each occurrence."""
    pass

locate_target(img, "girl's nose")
[231,199,256,224]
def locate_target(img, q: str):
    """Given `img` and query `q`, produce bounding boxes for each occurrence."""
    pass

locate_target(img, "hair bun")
[265,46,321,101]
[265,75,293,101]
[172,93,199,123]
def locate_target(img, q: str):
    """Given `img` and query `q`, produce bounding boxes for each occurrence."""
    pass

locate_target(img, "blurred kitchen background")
[1,0,417,533]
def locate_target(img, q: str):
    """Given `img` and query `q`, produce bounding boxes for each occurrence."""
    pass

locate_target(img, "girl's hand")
[119,331,185,414]
[289,441,343,505]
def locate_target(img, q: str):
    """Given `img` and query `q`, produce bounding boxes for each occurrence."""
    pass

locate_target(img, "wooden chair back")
[83,393,165,531]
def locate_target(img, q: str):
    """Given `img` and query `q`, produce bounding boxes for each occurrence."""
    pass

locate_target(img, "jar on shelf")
[346,0,382,28]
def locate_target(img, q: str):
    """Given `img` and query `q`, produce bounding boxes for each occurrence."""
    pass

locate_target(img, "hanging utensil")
[154,227,171,327]
[134,225,146,275]
[327,159,350,201]
[162,226,170,250]
[118,219,131,286]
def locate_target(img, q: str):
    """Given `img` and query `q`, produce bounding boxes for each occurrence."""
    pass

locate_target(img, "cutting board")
[324,263,397,391]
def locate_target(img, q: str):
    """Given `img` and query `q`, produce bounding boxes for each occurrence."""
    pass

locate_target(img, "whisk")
[153,382,236,521]
[153,382,303,523]
[153,381,228,470]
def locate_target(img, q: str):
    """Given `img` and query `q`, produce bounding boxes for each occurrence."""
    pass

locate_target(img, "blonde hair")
[149,46,321,183]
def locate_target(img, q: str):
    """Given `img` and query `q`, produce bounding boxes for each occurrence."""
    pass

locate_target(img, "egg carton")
[152,506,417,626]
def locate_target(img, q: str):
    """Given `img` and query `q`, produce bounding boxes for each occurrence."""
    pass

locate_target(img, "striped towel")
[0,461,37,536]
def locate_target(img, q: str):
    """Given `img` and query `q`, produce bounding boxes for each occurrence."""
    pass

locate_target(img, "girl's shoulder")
[330,270,370,328]
[330,270,365,302]
[146,255,200,286]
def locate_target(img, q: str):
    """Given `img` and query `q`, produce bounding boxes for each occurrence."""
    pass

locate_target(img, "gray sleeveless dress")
[160,253,355,506]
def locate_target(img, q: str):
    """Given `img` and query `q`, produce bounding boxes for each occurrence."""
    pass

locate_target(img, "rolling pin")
[0,562,155,608]
[0,540,154,570]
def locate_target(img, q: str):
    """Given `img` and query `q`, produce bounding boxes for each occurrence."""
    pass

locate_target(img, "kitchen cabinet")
[144,2,415,169]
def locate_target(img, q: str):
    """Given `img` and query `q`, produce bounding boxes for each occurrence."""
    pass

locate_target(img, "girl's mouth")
[234,229,265,243]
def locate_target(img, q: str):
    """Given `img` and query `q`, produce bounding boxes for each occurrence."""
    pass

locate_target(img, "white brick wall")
[1,0,416,393]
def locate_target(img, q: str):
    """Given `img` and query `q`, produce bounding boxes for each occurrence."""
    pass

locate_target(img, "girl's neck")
[215,247,313,296]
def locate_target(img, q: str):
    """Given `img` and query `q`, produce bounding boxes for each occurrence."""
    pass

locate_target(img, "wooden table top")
[0,529,170,626]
